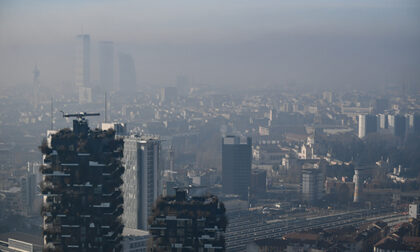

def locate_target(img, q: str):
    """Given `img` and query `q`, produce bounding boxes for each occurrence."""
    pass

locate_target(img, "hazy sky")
[1,0,419,90]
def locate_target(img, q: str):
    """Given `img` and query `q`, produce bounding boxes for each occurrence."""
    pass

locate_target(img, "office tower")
[122,136,160,230]
[378,114,388,129]
[118,52,136,92]
[388,115,395,128]
[358,114,377,138]
[222,136,252,200]
[149,189,227,251]
[75,34,91,104]
[20,171,36,216]
[302,168,323,203]
[75,34,90,87]
[99,41,114,91]
[393,114,406,138]
[40,113,124,251]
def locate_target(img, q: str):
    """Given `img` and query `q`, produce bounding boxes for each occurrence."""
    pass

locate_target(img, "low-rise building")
[121,228,150,252]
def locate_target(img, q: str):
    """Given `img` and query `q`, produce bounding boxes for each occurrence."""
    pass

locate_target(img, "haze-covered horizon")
[1,0,419,91]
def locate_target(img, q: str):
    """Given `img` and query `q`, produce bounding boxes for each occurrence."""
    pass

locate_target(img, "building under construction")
[149,188,227,251]
[40,112,124,251]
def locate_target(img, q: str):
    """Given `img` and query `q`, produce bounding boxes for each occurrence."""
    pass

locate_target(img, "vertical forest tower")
[40,113,124,251]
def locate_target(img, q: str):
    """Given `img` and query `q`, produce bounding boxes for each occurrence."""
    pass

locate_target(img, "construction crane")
[60,111,100,120]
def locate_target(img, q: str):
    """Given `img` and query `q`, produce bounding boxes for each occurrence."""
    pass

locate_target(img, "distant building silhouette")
[149,189,227,251]
[378,114,388,130]
[122,136,160,230]
[75,34,91,104]
[251,169,267,195]
[302,168,323,203]
[358,114,377,138]
[40,114,124,251]
[75,34,90,87]
[160,87,178,104]
[20,171,36,216]
[222,136,252,200]
[393,114,406,138]
[98,41,114,91]
[118,52,136,92]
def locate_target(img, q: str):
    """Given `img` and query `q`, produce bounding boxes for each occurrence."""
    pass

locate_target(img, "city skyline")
[1,1,419,90]
[1,1,420,251]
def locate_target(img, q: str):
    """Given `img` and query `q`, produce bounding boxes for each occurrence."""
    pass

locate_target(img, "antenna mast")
[50,97,53,130]
[105,92,107,123]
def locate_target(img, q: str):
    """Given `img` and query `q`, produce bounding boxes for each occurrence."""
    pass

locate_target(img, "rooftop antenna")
[50,97,54,130]
[105,92,107,123]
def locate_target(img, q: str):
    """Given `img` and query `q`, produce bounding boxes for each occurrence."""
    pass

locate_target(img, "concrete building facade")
[122,136,160,230]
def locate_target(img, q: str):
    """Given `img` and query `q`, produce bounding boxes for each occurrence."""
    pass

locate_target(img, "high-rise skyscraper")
[222,136,252,200]
[122,136,160,230]
[378,114,388,130]
[99,41,114,91]
[358,114,377,138]
[20,171,36,216]
[76,34,91,104]
[118,52,136,92]
[40,113,124,251]
[149,188,227,251]
[75,34,90,87]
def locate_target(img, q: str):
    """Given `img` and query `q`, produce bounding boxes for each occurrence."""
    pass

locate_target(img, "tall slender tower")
[353,169,361,203]
[122,136,160,230]
[169,145,175,181]
[40,112,124,251]
[76,34,92,104]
